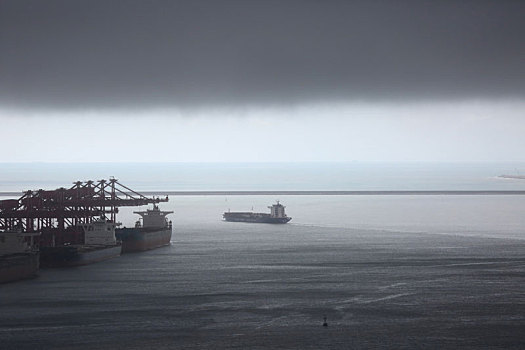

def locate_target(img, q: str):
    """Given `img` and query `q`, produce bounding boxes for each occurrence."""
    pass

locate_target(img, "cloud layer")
[1,0,524,109]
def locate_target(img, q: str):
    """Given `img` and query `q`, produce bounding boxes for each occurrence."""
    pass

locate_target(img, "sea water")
[1,162,525,349]
[2,161,525,192]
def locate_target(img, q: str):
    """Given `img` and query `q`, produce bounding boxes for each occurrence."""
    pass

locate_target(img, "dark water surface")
[2,163,525,349]
[2,221,525,349]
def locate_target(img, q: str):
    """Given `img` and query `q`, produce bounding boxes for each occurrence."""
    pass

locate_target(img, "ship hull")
[40,245,121,268]
[116,228,172,253]
[0,253,40,284]
[223,215,291,224]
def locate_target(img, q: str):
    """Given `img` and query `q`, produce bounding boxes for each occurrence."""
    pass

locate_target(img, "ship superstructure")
[40,217,122,267]
[0,229,39,256]
[0,230,40,283]
[80,217,118,246]
[134,205,173,229]
[223,201,292,224]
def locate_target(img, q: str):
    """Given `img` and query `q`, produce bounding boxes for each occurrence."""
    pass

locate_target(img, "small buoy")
[322,316,328,327]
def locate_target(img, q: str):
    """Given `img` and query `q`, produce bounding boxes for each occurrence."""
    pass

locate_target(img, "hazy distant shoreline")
[3,190,525,197]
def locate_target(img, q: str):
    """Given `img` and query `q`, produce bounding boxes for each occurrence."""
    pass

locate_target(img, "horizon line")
[3,190,525,197]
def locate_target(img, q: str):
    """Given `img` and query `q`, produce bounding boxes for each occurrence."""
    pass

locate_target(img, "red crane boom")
[0,178,168,246]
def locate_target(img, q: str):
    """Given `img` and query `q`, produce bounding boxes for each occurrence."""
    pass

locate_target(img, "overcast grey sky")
[1,0,524,162]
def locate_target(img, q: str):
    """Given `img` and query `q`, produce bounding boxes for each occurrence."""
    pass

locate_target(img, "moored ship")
[40,218,121,267]
[1,179,170,267]
[0,230,40,283]
[223,201,292,224]
[116,204,173,253]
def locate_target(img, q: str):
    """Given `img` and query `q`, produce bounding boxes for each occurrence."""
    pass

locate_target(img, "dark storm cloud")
[1,0,524,109]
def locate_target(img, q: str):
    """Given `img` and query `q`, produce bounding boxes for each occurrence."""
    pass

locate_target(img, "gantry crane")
[0,178,168,246]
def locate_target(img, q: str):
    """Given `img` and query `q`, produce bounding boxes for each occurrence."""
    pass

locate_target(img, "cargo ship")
[499,174,525,180]
[1,178,170,267]
[0,230,40,284]
[40,218,121,267]
[116,204,173,253]
[223,201,292,224]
